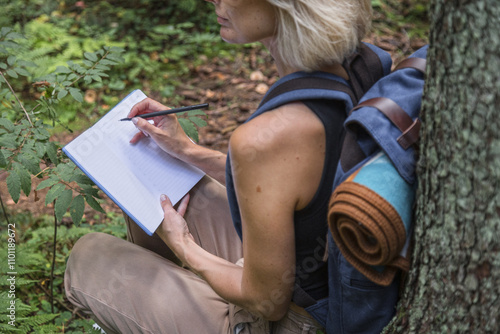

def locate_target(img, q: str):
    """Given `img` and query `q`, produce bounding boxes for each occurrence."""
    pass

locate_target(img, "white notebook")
[63,90,205,235]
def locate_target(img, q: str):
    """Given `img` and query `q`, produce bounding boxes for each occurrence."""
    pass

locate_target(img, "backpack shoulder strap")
[256,72,355,113]
[342,43,388,101]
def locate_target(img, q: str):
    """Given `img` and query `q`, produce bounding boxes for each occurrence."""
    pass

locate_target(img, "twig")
[51,208,58,314]
[0,70,33,126]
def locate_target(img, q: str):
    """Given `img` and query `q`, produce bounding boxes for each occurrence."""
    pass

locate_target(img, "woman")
[65,0,372,333]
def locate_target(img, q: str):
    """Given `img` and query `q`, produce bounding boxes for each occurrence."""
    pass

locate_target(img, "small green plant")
[0,27,125,224]
[0,26,125,332]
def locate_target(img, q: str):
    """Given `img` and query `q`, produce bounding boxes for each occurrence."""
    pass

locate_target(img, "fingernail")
[160,194,167,202]
[131,117,139,125]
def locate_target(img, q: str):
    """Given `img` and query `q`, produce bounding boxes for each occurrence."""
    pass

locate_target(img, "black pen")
[119,103,209,121]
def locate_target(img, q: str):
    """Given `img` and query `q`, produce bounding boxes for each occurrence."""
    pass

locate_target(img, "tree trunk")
[384,0,500,333]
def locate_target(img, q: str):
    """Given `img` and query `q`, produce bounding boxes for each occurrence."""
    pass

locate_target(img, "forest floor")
[1,31,428,224]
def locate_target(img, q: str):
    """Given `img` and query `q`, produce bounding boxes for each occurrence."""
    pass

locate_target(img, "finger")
[129,131,146,144]
[132,117,156,138]
[128,99,149,118]
[176,194,190,217]
[160,194,174,213]
[128,98,165,118]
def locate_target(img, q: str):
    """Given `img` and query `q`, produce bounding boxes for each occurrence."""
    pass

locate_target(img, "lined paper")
[63,90,205,235]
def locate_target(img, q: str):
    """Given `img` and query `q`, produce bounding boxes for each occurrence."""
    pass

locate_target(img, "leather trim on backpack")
[394,57,426,74]
[352,97,421,149]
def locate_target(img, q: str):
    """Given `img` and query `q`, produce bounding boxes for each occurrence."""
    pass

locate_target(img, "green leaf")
[79,183,99,197]
[178,118,199,142]
[16,165,31,197]
[68,88,83,103]
[5,31,24,40]
[18,152,41,174]
[33,127,51,140]
[34,141,46,159]
[55,162,77,182]
[55,189,73,222]
[187,110,208,117]
[46,142,58,165]
[17,60,36,68]
[69,195,85,225]
[6,69,18,78]
[0,136,17,149]
[189,116,207,128]
[37,177,59,190]
[110,46,125,53]
[95,64,110,71]
[82,60,94,67]
[99,59,117,66]
[45,183,65,205]
[85,194,105,213]
[6,171,21,203]
[6,55,16,66]
[0,62,6,69]
[14,67,30,77]
[55,66,72,74]
[0,118,15,132]
[84,52,98,62]
[57,89,68,100]
[70,174,94,186]
[0,150,6,168]
[0,27,12,36]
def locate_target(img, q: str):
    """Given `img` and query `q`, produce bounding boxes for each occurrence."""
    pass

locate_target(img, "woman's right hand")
[128,98,194,160]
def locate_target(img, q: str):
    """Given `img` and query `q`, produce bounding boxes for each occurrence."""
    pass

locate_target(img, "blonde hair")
[267,0,372,71]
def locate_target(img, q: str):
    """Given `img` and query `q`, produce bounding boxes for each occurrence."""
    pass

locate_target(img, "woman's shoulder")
[229,102,324,157]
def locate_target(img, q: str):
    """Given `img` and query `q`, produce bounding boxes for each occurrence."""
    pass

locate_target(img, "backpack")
[254,43,428,333]
[325,46,427,334]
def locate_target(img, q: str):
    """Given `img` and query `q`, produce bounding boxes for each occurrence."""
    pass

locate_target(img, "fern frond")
[16,313,59,327]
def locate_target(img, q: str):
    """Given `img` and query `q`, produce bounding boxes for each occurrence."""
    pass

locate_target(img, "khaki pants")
[64,176,324,334]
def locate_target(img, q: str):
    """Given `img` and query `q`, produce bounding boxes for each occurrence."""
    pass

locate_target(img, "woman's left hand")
[156,193,194,259]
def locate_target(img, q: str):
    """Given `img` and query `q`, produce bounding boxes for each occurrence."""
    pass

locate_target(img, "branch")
[0,70,33,126]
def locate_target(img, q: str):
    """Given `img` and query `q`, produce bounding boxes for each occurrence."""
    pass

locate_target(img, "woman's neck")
[262,38,349,80]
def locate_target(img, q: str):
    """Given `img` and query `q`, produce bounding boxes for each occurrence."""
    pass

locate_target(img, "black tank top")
[225,98,346,300]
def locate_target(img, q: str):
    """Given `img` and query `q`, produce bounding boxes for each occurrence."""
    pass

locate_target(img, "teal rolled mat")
[328,152,415,286]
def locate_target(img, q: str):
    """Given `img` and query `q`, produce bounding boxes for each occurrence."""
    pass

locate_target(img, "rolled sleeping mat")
[328,152,415,286]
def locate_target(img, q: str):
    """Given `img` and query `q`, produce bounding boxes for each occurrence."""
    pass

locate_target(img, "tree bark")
[384,0,500,333]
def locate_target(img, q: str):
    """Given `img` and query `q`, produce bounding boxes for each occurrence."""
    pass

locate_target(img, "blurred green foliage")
[0,0,240,123]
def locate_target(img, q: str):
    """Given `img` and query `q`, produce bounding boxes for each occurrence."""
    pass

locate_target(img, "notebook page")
[63,90,205,235]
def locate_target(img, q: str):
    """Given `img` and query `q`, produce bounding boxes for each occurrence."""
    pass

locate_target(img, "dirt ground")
[0,32,427,223]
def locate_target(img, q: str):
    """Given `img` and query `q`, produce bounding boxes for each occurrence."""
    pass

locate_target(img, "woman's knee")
[69,232,115,259]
